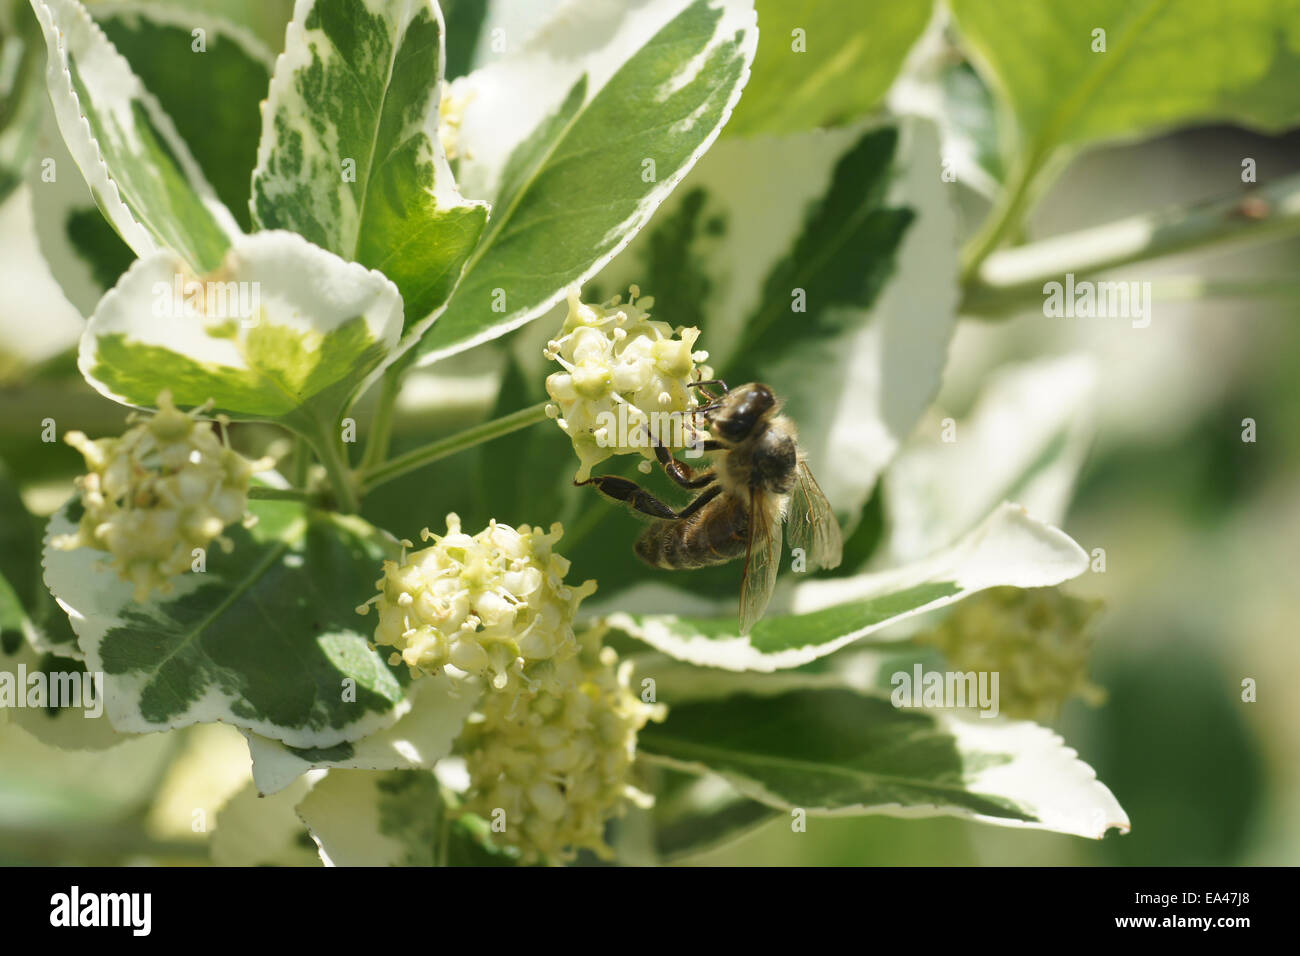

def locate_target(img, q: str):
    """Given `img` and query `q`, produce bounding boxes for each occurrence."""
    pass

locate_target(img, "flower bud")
[358,514,596,691]
[544,286,713,481]
[459,624,665,862]
[919,586,1105,721]
[53,391,268,602]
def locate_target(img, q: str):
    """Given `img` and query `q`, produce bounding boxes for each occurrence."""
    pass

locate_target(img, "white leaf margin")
[607,502,1089,672]
[643,708,1130,840]
[30,0,242,259]
[77,229,404,416]
[417,0,759,365]
[41,499,414,747]
[211,777,323,867]
[294,768,415,867]
[244,674,482,796]
[883,353,1098,566]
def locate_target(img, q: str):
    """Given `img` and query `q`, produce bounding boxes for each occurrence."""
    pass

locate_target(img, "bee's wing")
[787,460,843,571]
[739,486,782,636]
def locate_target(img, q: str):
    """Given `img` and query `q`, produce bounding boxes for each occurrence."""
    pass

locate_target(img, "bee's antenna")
[689,379,729,403]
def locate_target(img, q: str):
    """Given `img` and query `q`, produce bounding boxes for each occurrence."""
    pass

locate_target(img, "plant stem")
[291,434,311,488]
[361,401,550,494]
[248,486,312,502]
[361,361,407,472]
[959,149,1053,288]
[310,427,360,513]
[961,173,1300,317]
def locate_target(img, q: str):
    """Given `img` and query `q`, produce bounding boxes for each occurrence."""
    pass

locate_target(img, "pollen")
[358,513,597,692]
[543,286,713,480]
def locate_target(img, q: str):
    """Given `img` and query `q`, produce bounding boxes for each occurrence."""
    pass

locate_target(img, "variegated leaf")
[252,0,488,337]
[606,503,1089,672]
[884,355,1098,565]
[416,0,758,363]
[77,230,402,432]
[639,686,1130,839]
[95,3,275,232]
[297,768,516,866]
[43,497,413,748]
[725,0,933,137]
[244,673,482,796]
[212,778,322,866]
[590,117,956,527]
[29,0,241,271]
[29,3,275,311]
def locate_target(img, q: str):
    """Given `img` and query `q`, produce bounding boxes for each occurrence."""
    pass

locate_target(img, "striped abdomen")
[635,493,749,570]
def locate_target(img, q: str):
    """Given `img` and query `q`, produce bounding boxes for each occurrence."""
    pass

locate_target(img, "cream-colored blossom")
[358,514,596,691]
[920,586,1105,721]
[53,391,267,602]
[459,623,664,862]
[544,286,714,481]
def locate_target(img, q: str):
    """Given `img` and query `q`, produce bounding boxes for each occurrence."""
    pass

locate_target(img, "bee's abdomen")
[635,497,748,570]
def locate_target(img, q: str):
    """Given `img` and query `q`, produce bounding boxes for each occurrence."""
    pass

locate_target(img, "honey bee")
[577,381,842,634]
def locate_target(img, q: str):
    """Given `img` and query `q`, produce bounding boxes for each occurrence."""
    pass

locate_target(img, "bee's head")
[704,382,776,443]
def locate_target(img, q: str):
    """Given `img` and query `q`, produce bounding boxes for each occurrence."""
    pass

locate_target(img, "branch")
[360,401,551,493]
[961,174,1300,317]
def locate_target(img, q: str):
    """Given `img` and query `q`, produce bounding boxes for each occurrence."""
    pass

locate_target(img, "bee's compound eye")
[716,416,748,441]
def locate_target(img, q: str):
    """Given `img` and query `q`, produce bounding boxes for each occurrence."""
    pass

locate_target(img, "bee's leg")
[576,476,720,520]
[689,379,730,401]
[651,440,716,489]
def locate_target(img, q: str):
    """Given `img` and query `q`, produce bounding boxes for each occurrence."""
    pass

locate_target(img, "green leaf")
[439,0,488,80]
[950,0,1300,155]
[212,779,322,866]
[605,503,1088,671]
[29,0,241,271]
[639,686,1130,838]
[244,673,481,796]
[725,0,932,137]
[86,0,296,55]
[416,0,759,364]
[42,497,414,748]
[251,0,488,337]
[0,1,43,206]
[883,355,1098,566]
[0,466,81,658]
[95,4,275,233]
[297,768,518,866]
[77,230,403,432]
[891,55,1007,200]
[649,766,778,862]
[27,104,138,315]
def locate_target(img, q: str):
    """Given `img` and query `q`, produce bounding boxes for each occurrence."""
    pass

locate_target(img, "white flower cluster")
[921,586,1105,721]
[459,623,663,863]
[53,391,265,602]
[358,514,596,692]
[544,286,713,481]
